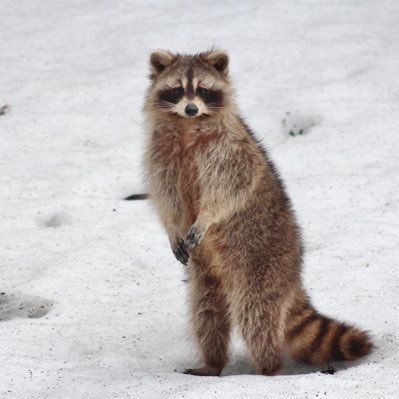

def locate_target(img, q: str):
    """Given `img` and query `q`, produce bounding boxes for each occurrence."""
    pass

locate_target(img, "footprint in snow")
[38,211,71,228]
[0,292,53,321]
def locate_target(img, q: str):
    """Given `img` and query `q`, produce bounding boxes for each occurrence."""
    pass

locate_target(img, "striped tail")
[286,300,373,365]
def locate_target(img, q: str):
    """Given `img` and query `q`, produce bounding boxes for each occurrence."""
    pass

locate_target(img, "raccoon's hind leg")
[234,288,290,376]
[184,251,231,377]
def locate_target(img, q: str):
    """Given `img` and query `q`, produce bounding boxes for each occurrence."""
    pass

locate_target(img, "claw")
[186,226,203,250]
[172,237,189,265]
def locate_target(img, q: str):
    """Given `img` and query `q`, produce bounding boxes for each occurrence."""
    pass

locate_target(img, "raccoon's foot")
[186,224,205,250]
[171,236,189,265]
[183,365,222,377]
[259,366,282,376]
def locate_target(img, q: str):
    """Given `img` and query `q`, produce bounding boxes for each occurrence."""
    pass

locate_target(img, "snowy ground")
[1,1,399,398]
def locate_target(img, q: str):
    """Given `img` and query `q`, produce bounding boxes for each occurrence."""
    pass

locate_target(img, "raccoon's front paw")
[172,237,189,265]
[186,225,204,251]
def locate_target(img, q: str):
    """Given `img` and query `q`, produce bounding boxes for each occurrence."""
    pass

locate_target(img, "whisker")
[207,104,224,109]
[158,100,175,109]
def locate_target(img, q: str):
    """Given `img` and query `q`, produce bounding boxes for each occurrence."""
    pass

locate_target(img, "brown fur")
[143,50,373,376]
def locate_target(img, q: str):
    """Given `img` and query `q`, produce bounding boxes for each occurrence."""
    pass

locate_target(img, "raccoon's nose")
[185,103,198,117]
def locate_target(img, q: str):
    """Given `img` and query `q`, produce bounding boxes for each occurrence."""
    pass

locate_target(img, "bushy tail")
[286,300,373,365]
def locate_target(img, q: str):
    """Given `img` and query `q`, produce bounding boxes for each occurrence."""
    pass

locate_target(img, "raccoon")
[143,50,372,376]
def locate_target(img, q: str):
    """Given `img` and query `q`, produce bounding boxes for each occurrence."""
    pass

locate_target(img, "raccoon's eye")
[171,87,184,99]
[197,87,208,98]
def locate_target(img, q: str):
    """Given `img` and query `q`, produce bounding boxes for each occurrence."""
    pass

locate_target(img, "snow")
[1,0,398,397]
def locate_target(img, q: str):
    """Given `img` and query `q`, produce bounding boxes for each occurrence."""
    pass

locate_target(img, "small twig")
[0,104,10,116]
[124,193,149,200]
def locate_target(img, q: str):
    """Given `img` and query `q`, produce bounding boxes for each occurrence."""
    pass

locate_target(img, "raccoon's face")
[148,50,230,118]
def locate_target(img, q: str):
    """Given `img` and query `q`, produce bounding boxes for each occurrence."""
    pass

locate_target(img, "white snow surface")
[1,1,399,398]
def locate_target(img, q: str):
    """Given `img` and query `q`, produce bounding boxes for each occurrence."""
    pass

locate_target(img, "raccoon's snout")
[185,103,198,117]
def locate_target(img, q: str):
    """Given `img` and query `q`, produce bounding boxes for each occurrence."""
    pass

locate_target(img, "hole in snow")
[0,292,53,321]
[281,111,321,137]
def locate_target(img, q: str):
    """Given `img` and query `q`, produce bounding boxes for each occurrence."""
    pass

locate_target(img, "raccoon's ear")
[203,51,229,76]
[149,51,176,77]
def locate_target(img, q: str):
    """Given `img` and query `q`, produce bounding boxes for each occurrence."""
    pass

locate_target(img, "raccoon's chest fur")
[149,126,215,227]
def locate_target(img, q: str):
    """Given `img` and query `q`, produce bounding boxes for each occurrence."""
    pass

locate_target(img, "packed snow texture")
[1,1,398,398]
